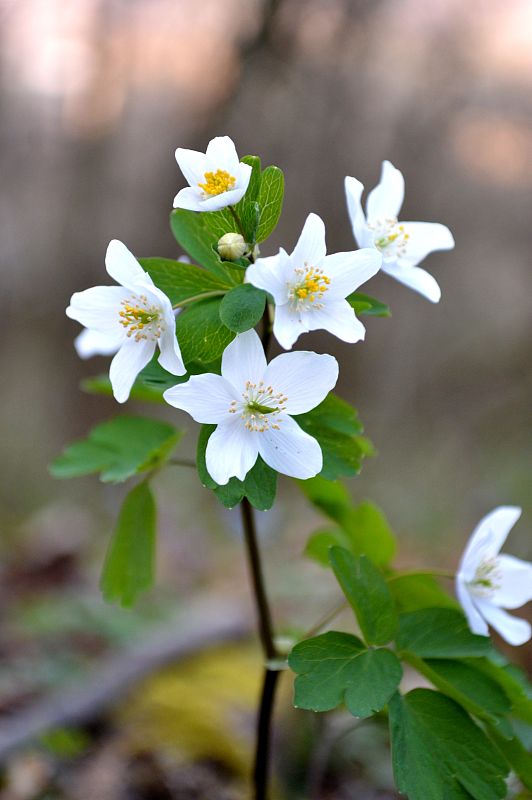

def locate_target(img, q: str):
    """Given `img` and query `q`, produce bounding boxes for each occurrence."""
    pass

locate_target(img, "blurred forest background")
[1,0,531,798]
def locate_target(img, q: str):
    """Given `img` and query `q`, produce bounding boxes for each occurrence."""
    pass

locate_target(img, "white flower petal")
[74,328,122,359]
[456,579,489,636]
[263,351,338,415]
[271,302,309,350]
[66,286,129,334]
[175,147,208,187]
[163,373,237,423]
[323,248,382,299]
[307,299,366,344]
[459,507,522,582]
[105,240,150,289]
[490,555,532,610]
[400,221,455,265]
[157,321,186,376]
[173,185,204,211]
[291,213,327,267]
[474,600,531,646]
[109,338,156,403]
[221,330,267,389]
[345,176,371,247]
[366,160,405,223]
[206,418,259,485]
[198,184,249,212]
[205,135,240,175]
[382,262,441,303]
[257,414,322,479]
[246,249,292,304]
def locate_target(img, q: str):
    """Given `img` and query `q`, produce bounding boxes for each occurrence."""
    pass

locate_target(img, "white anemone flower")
[163,329,338,485]
[246,213,382,350]
[66,240,185,404]
[173,136,252,212]
[456,506,532,646]
[345,161,454,303]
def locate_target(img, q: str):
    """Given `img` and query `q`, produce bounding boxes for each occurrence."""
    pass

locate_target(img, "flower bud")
[217,232,247,261]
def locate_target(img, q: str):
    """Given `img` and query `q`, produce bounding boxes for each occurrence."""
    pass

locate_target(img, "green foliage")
[256,166,284,242]
[329,547,397,645]
[388,689,509,800]
[50,416,181,483]
[301,476,396,567]
[100,480,156,607]
[170,209,244,284]
[235,155,262,242]
[294,393,374,480]
[196,425,277,510]
[289,631,402,717]
[82,358,187,403]
[488,725,532,791]
[175,297,235,368]
[139,257,230,305]
[347,292,391,317]
[388,573,458,612]
[468,657,532,724]
[219,283,267,333]
[397,608,492,658]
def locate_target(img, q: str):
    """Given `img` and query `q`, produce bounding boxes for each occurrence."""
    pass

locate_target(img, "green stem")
[303,598,347,639]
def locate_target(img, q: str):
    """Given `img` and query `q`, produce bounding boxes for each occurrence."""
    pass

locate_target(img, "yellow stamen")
[198,169,236,196]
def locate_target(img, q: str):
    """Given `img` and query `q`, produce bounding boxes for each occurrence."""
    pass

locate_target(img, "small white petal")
[490,555,532,610]
[400,221,455,265]
[175,147,208,188]
[382,262,441,303]
[66,286,129,334]
[74,328,122,359]
[263,351,338,415]
[258,414,322,479]
[366,160,405,223]
[163,374,237,423]
[173,185,204,211]
[345,176,371,248]
[307,300,366,344]
[157,322,186,376]
[109,338,156,403]
[272,303,309,350]
[221,330,267,390]
[291,213,327,267]
[246,249,292,304]
[196,184,249,212]
[456,578,489,636]
[206,418,259,485]
[105,240,150,289]
[205,135,240,176]
[323,248,382,299]
[474,600,531,646]
[459,507,522,582]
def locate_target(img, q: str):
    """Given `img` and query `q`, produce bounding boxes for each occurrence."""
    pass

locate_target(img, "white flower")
[66,240,185,403]
[173,136,252,212]
[345,161,454,303]
[246,213,382,350]
[456,506,532,646]
[163,329,338,485]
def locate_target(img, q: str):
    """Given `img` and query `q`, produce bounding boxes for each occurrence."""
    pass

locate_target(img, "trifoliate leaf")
[329,547,397,645]
[219,284,266,333]
[50,416,181,483]
[175,297,235,368]
[289,631,402,717]
[256,166,284,242]
[388,689,509,800]
[100,480,156,607]
[139,257,230,306]
[397,608,493,658]
[347,292,391,317]
[388,573,458,613]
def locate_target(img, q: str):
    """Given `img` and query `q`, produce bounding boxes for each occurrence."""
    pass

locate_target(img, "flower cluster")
[66,135,531,646]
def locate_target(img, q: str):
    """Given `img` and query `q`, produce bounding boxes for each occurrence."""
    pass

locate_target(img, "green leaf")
[298,475,352,518]
[388,689,509,800]
[219,283,266,333]
[487,724,532,791]
[139,257,230,305]
[234,155,262,242]
[82,358,187,404]
[468,658,532,724]
[175,297,235,367]
[397,608,493,659]
[388,573,458,613]
[50,416,181,483]
[294,394,374,480]
[289,631,402,717]
[196,425,277,510]
[256,166,284,242]
[347,292,391,317]
[170,209,243,284]
[304,527,349,566]
[100,481,156,607]
[329,547,397,645]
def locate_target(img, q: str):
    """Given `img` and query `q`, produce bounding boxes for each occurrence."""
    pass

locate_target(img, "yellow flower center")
[119,295,161,342]
[228,380,288,433]
[369,218,410,258]
[198,169,236,197]
[289,265,331,308]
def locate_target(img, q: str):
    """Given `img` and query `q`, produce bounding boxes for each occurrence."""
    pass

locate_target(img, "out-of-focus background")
[1,0,531,797]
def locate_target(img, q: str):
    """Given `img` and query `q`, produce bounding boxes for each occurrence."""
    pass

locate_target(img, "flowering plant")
[53,137,532,799]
